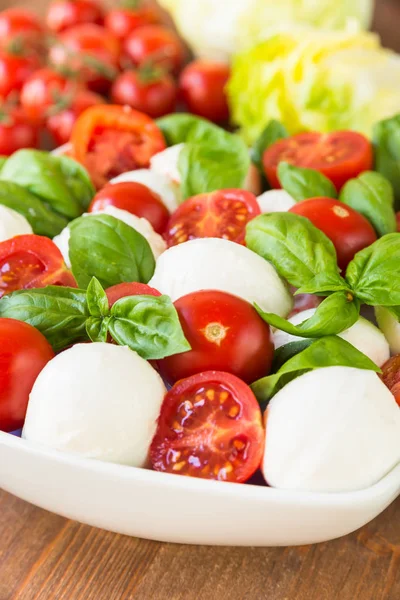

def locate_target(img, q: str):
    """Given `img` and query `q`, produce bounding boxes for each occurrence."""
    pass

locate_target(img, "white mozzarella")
[375,306,400,355]
[0,205,33,241]
[150,143,185,184]
[257,190,296,214]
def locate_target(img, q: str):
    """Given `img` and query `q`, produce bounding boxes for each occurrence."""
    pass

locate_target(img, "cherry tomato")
[289,289,322,318]
[46,0,103,33]
[289,198,377,271]
[158,290,274,385]
[150,371,265,483]
[0,235,76,298]
[49,24,120,93]
[105,4,160,40]
[179,60,230,123]
[0,9,42,49]
[111,68,177,118]
[124,25,185,74]
[21,68,79,124]
[0,50,39,100]
[46,89,104,147]
[396,212,400,232]
[263,132,373,191]
[165,189,261,247]
[89,181,169,234]
[70,104,166,188]
[380,355,400,407]
[0,319,54,432]
[0,106,39,156]
[106,281,161,307]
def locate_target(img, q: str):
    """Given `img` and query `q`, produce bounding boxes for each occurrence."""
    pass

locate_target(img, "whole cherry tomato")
[0,50,40,100]
[105,3,160,40]
[380,355,400,407]
[106,281,161,307]
[124,25,185,74]
[179,60,230,123]
[0,106,39,156]
[46,0,104,33]
[0,9,43,50]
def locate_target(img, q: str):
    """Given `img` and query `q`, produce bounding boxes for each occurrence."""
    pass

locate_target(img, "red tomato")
[0,319,54,432]
[179,60,230,123]
[0,107,39,156]
[0,9,42,49]
[396,212,400,232]
[46,0,103,33]
[70,104,166,188]
[289,198,377,271]
[263,132,373,191]
[0,235,76,298]
[21,68,79,124]
[105,5,160,40]
[106,281,161,307]
[380,355,400,407]
[49,24,121,93]
[111,68,177,118]
[158,290,274,385]
[289,289,322,318]
[124,25,185,74]
[89,181,169,234]
[150,371,265,483]
[165,189,261,247]
[46,89,104,147]
[0,50,39,100]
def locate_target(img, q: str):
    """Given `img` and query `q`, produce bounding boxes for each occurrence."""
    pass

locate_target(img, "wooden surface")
[1,1,400,599]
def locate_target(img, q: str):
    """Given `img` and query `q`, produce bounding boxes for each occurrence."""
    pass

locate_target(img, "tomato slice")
[150,371,265,483]
[380,355,400,407]
[105,281,161,307]
[70,104,166,188]
[263,131,373,191]
[165,189,261,247]
[0,235,76,297]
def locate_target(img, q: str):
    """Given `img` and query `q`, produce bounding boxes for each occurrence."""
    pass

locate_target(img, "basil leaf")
[0,181,68,237]
[278,162,337,202]
[56,154,95,211]
[0,156,6,171]
[373,114,400,209]
[251,336,380,406]
[0,286,89,351]
[86,316,110,343]
[271,339,314,373]
[346,233,400,306]
[296,273,349,296]
[0,150,93,219]
[109,294,191,360]
[251,120,288,172]
[256,292,359,338]
[245,213,343,289]
[86,277,109,317]
[340,171,396,237]
[157,113,221,146]
[69,214,155,289]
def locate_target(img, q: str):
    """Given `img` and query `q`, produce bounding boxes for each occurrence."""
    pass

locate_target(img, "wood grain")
[1,1,400,599]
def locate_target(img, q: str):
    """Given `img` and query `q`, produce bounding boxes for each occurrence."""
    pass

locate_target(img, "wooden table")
[1,1,400,598]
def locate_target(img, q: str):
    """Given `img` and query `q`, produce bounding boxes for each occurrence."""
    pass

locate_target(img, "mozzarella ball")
[263,367,400,492]
[110,169,180,213]
[375,307,400,355]
[0,205,33,241]
[53,206,166,268]
[149,237,293,316]
[22,343,167,467]
[257,190,296,214]
[273,308,390,367]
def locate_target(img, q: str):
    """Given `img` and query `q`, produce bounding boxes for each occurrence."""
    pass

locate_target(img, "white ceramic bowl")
[1,431,399,546]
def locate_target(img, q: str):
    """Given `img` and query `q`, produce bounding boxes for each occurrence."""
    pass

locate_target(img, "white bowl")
[1,431,399,547]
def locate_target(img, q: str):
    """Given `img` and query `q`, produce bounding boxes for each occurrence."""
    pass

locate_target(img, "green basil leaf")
[0,156,6,172]
[69,214,155,289]
[340,171,396,237]
[0,150,93,219]
[86,316,110,343]
[256,292,359,338]
[277,162,337,202]
[296,273,349,296]
[56,154,95,211]
[0,286,89,351]
[251,120,288,172]
[271,339,314,373]
[157,113,221,146]
[346,233,400,305]
[86,277,109,317]
[251,336,380,406]
[109,294,191,360]
[373,114,400,209]
[245,212,343,289]
[0,181,68,237]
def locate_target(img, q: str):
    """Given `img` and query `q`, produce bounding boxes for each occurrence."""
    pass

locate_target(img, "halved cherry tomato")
[0,50,40,100]
[380,355,400,407]
[263,131,373,191]
[0,318,55,432]
[105,5,160,40]
[111,68,177,118]
[21,67,79,124]
[179,60,230,123]
[0,107,39,156]
[106,281,161,307]
[124,25,185,74]
[70,104,166,188]
[0,235,76,298]
[158,290,274,385]
[46,0,104,33]
[150,371,265,483]
[0,9,43,49]
[165,189,260,247]
[89,181,169,233]
[289,198,377,271]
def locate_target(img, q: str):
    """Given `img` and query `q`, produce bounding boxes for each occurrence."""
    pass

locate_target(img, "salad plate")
[1,430,399,547]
